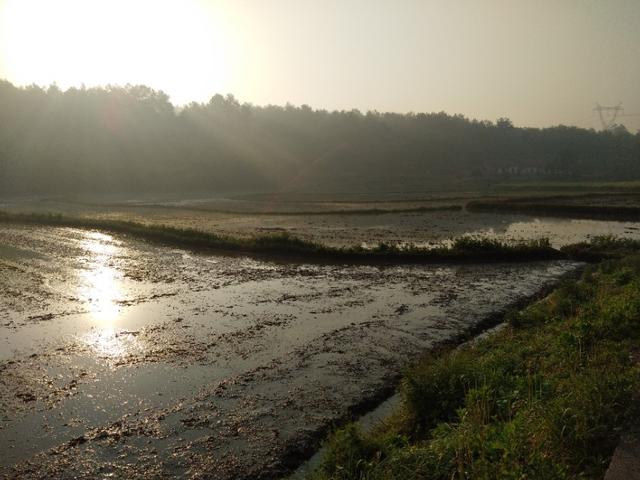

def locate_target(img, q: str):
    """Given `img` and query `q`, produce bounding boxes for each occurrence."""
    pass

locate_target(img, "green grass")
[0,211,562,264]
[310,256,640,479]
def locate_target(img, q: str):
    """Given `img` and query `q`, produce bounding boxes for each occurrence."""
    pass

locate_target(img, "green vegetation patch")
[311,256,640,479]
[561,235,640,262]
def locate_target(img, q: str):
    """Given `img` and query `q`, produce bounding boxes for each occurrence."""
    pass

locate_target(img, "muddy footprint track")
[0,224,580,479]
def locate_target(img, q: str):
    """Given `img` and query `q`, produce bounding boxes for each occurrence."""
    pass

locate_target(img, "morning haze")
[1,0,639,130]
[2,2,640,480]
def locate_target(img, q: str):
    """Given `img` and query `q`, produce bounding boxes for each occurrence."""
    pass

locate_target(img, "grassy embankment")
[309,246,640,480]
[493,180,640,193]
[71,201,464,216]
[467,195,640,221]
[0,211,561,263]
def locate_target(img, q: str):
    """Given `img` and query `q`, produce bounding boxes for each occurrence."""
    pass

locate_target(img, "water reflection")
[77,231,135,358]
[471,218,639,248]
[83,327,139,359]
[400,216,640,251]
[78,231,122,322]
[81,264,121,321]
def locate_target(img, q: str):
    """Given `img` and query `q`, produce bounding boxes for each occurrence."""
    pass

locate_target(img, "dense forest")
[1,80,638,195]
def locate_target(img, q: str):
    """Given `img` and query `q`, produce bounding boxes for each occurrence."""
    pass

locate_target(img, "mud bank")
[0,225,581,479]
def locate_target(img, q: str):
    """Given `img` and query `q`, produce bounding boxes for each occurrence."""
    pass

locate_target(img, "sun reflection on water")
[77,231,135,359]
[79,232,122,322]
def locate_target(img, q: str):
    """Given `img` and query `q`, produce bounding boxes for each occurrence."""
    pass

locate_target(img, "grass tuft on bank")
[310,255,640,479]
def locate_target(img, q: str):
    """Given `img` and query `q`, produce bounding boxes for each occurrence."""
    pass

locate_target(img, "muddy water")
[0,225,580,479]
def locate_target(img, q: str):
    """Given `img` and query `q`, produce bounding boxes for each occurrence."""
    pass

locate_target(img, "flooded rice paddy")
[4,196,640,249]
[0,223,587,479]
[146,209,640,249]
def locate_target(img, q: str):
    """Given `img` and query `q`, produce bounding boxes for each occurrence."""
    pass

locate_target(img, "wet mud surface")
[0,224,582,479]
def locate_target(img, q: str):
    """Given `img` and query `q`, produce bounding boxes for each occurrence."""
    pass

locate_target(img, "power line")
[594,103,623,130]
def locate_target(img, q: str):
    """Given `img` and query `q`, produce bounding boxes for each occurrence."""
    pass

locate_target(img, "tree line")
[1,80,638,195]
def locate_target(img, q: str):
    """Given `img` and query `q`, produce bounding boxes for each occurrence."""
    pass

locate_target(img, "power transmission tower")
[594,103,624,130]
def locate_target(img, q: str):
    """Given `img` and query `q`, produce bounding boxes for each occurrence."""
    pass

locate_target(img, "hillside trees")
[0,79,637,195]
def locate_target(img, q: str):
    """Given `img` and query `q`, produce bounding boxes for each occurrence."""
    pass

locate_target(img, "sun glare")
[0,0,231,104]
[78,231,123,324]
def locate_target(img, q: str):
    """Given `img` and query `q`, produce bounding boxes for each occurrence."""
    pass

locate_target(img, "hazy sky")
[1,0,639,130]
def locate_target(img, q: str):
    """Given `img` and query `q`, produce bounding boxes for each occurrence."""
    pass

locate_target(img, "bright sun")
[0,0,231,104]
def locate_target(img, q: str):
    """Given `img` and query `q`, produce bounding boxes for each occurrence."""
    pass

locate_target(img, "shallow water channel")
[0,224,582,478]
